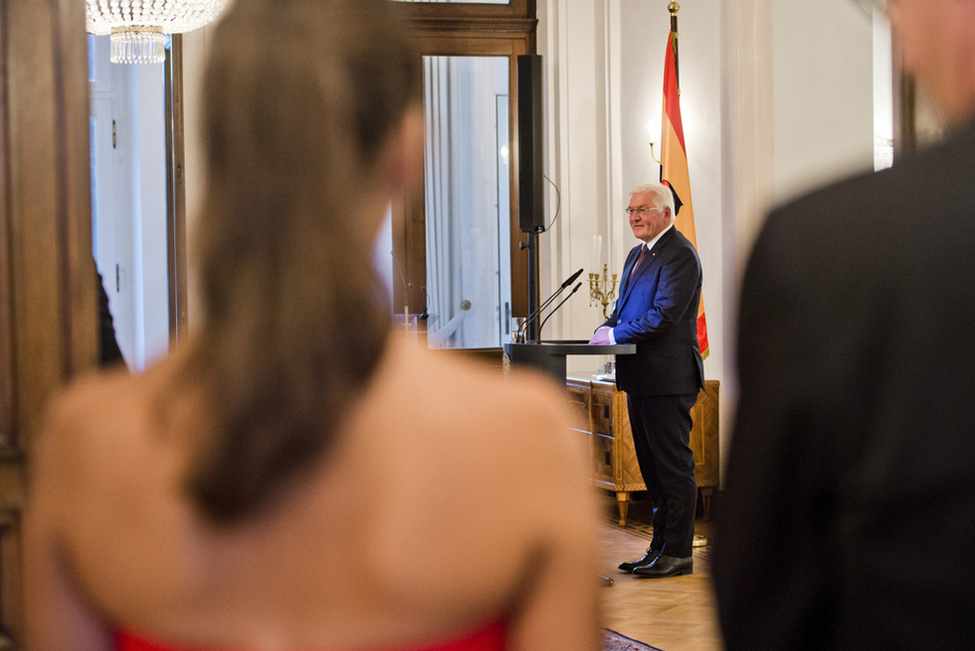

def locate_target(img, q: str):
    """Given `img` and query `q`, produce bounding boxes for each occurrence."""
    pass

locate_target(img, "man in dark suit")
[714,1,975,648]
[590,182,704,578]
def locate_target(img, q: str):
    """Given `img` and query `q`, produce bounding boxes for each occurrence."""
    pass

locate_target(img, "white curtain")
[422,56,510,348]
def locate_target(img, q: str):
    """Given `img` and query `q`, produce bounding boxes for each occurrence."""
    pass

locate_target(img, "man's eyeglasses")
[625,206,663,217]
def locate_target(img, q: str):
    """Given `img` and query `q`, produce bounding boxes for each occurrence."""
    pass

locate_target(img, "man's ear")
[383,104,425,193]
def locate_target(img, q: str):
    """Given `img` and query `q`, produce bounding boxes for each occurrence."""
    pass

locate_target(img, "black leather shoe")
[632,554,693,578]
[618,548,662,573]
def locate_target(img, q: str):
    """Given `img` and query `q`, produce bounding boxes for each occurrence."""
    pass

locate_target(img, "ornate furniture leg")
[616,491,630,526]
[700,486,714,521]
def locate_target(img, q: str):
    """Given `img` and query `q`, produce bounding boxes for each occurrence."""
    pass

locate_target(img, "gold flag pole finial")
[667,1,680,90]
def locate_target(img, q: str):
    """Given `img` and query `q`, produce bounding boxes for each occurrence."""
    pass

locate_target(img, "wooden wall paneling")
[507,37,534,319]
[0,509,21,648]
[0,5,19,644]
[413,35,531,57]
[165,35,189,345]
[409,22,537,43]
[1,0,94,644]
[7,0,65,443]
[56,0,98,379]
[0,0,14,454]
[401,0,533,23]
[7,0,94,438]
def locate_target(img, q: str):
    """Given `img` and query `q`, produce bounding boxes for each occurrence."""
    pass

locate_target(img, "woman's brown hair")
[181,0,420,523]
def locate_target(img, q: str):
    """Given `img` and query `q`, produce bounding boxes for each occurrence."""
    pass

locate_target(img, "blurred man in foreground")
[714,1,975,649]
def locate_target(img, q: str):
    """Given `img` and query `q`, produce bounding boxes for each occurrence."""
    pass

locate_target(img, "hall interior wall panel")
[6,0,96,436]
[1,0,96,644]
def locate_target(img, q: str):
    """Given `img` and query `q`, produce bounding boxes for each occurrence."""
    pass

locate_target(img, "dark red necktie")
[630,244,648,277]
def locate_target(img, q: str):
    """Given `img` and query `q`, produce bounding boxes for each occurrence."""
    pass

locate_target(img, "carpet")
[602,629,664,651]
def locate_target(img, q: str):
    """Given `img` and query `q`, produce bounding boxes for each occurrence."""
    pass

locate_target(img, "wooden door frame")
[164,35,188,346]
[393,2,539,329]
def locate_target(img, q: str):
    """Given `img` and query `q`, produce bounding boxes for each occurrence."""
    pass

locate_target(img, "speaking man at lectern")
[590,182,704,578]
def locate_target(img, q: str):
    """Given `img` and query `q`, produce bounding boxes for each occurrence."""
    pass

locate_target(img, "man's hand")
[589,326,612,345]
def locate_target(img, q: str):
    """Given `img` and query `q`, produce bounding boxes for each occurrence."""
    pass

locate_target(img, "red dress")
[116,620,506,651]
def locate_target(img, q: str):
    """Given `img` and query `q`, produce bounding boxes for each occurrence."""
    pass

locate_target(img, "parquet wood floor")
[599,496,724,651]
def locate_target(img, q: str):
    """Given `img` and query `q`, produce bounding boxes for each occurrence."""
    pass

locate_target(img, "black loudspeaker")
[518,54,545,234]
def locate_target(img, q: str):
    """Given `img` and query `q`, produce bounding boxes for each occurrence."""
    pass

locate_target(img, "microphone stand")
[535,282,583,338]
[518,269,583,342]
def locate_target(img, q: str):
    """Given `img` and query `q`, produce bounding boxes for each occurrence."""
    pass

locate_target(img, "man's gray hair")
[629,183,676,221]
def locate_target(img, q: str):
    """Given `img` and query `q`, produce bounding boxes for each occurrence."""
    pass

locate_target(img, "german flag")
[660,28,709,360]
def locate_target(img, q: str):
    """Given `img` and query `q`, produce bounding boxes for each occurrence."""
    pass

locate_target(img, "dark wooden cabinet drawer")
[592,432,615,483]
[591,390,614,437]
[567,376,720,524]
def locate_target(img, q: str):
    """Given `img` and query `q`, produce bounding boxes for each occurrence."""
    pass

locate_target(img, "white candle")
[596,234,603,272]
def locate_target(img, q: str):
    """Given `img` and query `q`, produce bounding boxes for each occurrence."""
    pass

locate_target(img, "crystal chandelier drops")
[86,0,231,64]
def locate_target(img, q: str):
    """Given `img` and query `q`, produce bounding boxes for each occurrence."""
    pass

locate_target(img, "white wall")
[128,62,171,370]
[771,0,874,205]
[535,0,618,370]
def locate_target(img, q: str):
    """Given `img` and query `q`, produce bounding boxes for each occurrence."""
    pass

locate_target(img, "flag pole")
[669,1,680,90]
[659,0,709,359]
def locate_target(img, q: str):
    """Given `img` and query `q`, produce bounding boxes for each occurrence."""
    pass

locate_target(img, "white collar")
[642,222,674,253]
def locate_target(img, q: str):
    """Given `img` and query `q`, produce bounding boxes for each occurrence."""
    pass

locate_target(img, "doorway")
[87,35,170,371]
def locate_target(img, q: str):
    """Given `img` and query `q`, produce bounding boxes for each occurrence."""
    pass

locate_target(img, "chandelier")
[86,1,231,65]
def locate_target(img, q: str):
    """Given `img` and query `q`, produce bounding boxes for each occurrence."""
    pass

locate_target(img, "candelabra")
[589,263,618,319]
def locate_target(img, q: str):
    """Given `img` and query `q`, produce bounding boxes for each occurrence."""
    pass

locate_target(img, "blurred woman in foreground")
[24,1,599,649]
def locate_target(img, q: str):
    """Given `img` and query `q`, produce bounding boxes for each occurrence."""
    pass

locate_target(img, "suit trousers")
[627,392,698,558]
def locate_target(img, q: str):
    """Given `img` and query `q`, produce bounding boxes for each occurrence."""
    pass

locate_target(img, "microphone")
[519,268,583,341]
[536,282,583,337]
[560,267,585,289]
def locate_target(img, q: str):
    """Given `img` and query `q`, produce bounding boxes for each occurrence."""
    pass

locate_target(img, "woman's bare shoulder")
[365,338,590,504]
[385,339,581,445]
[32,359,184,512]
[353,340,596,606]
[36,369,137,459]
[47,366,136,417]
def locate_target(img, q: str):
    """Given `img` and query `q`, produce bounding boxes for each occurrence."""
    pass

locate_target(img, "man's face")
[627,192,672,243]
[889,0,974,122]
[890,0,943,82]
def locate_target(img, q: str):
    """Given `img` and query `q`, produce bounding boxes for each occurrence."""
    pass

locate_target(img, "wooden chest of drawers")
[567,377,720,525]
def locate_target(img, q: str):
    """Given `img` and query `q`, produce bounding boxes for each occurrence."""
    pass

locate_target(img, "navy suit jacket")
[602,226,704,396]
